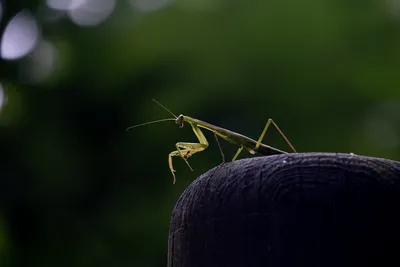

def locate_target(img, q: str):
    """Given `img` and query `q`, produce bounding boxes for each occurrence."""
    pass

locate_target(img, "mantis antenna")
[152,99,178,118]
[126,118,176,131]
[126,99,178,131]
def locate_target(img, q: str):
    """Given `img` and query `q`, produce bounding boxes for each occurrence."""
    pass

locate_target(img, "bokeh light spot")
[68,0,116,27]
[131,0,173,12]
[46,0,70,10]
[21,40,58,83]
[0,10,40,60]
[46,0,87,11]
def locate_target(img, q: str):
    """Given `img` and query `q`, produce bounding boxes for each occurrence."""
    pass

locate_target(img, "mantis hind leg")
[232,146,244,161]
[255,119,297,152]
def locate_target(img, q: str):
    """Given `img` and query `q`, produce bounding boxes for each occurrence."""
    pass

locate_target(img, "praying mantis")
[127,100,297,184]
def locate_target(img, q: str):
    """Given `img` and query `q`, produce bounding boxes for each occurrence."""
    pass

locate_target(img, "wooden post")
[168,153,400,267]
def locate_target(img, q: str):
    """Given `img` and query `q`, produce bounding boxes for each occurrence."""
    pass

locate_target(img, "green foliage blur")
[0,0,400,266]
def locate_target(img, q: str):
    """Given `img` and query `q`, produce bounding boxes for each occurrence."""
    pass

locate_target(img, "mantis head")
[176,115,185,128]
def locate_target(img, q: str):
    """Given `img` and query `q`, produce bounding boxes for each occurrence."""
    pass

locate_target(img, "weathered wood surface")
[168,153,400,267]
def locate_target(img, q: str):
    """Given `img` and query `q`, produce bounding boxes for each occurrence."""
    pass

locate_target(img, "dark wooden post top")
[168,153,400,267]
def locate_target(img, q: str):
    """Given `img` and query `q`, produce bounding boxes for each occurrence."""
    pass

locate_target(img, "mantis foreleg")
[168,123,209,184]
[255,118,297,152]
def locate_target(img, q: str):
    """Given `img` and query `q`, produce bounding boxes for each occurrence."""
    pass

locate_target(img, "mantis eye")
[176,115,184,128]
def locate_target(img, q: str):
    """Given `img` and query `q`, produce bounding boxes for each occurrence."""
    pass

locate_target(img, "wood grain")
[168,153,400,267]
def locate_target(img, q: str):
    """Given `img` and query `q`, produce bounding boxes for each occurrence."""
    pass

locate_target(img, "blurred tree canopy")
[0,0,400,266]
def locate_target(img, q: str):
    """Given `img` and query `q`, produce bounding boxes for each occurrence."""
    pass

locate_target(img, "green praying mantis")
[127,100,297,184]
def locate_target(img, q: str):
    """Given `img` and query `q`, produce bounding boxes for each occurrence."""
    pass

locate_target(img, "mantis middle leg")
[213,132,225,163]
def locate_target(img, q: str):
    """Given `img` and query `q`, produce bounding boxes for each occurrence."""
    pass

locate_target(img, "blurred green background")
[0,0,400,266]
